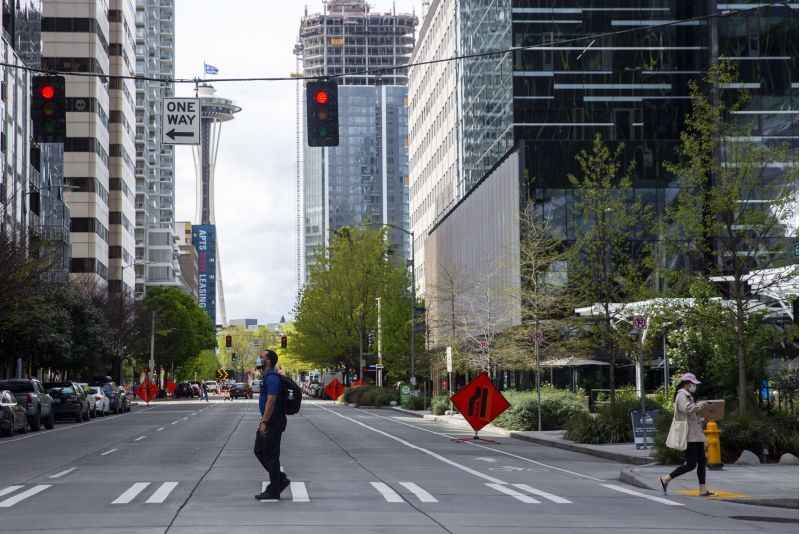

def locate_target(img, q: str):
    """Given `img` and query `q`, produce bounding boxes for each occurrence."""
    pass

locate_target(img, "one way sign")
[162,97,200,145]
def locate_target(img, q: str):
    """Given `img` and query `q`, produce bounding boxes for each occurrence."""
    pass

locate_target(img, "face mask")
[688,384,697,394]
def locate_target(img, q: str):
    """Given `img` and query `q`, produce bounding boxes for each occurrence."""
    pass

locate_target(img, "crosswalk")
[0,479,683,509]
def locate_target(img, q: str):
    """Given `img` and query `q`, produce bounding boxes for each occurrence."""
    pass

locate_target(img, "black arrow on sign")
[166,128,194,140]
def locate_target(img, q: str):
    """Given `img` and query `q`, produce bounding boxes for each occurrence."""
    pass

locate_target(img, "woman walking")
[659,373,714,496]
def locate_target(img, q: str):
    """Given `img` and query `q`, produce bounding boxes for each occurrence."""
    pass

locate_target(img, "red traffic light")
[40,85,56,100]
[314,90,329,105]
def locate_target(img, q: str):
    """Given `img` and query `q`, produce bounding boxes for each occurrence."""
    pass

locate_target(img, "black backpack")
[280,375,302,415]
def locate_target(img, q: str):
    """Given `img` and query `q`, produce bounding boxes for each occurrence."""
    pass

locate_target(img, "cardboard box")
[702,399,725,421]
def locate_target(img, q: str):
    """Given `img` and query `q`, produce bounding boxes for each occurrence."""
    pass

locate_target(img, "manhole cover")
[730,516,798,524]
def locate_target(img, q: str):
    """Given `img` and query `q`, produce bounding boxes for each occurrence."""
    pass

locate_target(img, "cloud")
[174,0,419,324]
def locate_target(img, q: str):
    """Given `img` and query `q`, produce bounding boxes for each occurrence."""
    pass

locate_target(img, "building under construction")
[296,1,417,286]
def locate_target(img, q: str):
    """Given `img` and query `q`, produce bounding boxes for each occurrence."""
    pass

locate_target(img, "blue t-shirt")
[258,370,282,415]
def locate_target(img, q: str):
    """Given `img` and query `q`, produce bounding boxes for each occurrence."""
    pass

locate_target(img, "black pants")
[254,429,285,491]
[669,442,706,485]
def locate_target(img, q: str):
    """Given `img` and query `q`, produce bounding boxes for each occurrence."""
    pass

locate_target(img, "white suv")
[204,381,218,394]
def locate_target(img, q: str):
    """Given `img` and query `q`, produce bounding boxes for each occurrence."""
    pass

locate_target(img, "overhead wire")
[0,2,792,85]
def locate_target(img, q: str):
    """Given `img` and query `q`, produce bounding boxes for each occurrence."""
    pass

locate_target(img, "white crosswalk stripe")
[0,485,51,508]
[112,482,151,504]
[258,481,310,502]
[486,483,540,504]
[145,482,179,504]
[0,486,23,499]
[371,482,404,503]
[399,482,438,503]
[601,484,684,506]
[513,484,572,504]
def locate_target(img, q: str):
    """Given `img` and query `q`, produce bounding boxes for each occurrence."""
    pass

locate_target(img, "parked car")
[230,383,253,399]
[204,381,218,394]
[190,383,202,397]
[117,387,131,413]
[251,379,261,394]
[91,381,122,414]
[45,382,90,423]
[0,379,55,431]
[0,390,28,436]
[74,383,96,417]
[85,386,110,416]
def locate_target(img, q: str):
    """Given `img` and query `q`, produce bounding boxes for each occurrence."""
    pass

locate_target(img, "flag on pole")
[204,63,219,75]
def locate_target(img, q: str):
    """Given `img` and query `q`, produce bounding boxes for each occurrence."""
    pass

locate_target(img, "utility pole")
[149,311,156,378]
[409,230,416,386]
[376,296,383,388]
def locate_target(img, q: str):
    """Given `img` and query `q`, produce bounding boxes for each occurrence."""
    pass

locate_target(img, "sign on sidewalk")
[630,409,658,449]
[324,378,345,401]
[450,373,510,433]
[162,98,200,145]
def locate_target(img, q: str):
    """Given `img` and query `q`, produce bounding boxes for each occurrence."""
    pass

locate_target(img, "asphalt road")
[0,398,796,533]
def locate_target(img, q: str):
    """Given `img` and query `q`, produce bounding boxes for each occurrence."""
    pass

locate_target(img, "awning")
[540,357,610,368]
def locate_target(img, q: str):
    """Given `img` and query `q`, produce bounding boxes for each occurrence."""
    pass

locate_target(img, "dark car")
[175,382,194,399]
[0,390,28,436]
[230,383,253,399]
[0,379,55,431]
[45,382,90,423]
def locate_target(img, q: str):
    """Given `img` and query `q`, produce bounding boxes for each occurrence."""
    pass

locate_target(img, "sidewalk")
[390,407,653,465]
[622,464,799,509]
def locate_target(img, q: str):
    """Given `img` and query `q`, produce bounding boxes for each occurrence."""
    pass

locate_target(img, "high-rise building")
[175,220,198,301]
[296,0,417,281]
[192,84,240,326]
[416,0,798,346]
[134,0,176,299]
[42,0,135,290]
[408,0,461,295]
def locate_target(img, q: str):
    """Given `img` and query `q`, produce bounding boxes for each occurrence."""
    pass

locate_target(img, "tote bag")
[665,419,688,451]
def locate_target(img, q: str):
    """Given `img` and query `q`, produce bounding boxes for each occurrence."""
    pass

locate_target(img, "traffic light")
[32,76,66,143]
[280,335,288,349]
[225,335,232,348]
[306,80,339,147]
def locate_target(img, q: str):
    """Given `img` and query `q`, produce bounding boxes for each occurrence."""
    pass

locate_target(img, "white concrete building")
[408,0,460,296]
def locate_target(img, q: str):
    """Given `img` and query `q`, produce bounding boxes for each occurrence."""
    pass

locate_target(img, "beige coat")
[673,388,706,443]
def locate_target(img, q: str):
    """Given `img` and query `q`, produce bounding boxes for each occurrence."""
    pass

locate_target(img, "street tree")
[566,134,653,404]
[664,63,798,412]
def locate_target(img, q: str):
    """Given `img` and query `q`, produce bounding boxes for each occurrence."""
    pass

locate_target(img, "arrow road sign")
[162,98,200,145]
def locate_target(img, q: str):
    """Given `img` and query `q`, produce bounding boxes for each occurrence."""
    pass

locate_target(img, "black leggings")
[669,442,706,485]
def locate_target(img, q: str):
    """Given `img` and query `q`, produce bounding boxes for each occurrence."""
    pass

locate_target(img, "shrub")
[401,395,427,411]
[431,394,450,415]
[493,387,587,431]
[719,414,798,463]
[565,398,663,444]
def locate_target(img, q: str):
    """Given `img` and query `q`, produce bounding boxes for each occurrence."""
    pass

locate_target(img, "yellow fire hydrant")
[705,420,723,470]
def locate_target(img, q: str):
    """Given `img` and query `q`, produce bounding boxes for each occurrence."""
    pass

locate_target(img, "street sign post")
[162,98,200,145]
[633,315,647,330]
[450,372,510,441]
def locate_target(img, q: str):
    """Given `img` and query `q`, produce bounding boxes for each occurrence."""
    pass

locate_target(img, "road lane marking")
[146,481,178,504]
[314,404,504,484]
[181,417,189,421]
[157,427,165,431]
[0,486,23,498]
[134,435,146,441]
[100,448,118,456]
[48,467,77,479]
[399,482,438,503]
[290,482,310,502]
[355,407,604,483]
[487,483,540,504]
[171,420,179,425]
[513,484,572,503]
[371,482,404,503]
[0,485,51,507]
[601,484,683,506]
[113,482,150,504]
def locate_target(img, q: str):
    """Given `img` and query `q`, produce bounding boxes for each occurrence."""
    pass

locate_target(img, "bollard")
[705,420,723,470]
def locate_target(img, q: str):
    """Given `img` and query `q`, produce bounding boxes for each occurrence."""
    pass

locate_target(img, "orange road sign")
[325,378,345,400]
[450,372,510,432]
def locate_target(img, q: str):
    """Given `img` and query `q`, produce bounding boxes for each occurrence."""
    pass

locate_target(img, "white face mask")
[688,384,697,394]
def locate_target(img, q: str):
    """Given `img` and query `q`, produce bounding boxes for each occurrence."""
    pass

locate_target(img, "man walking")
[254,350,290,501]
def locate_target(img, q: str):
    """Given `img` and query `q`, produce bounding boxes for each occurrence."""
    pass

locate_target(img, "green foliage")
[177,350,220,382]
[431,394,450,415]
[718,415,799,463]
[565,134,653,400]
[565,399,662,444]
[293,226,414,381]
[343,385,399,407]
[401,395,427,411]
[493,387,587,431]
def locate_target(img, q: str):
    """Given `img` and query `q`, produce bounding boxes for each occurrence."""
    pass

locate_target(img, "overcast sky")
[173,0,420,324]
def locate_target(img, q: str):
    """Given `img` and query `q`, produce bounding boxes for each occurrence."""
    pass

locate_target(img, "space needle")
[192,84,241,326]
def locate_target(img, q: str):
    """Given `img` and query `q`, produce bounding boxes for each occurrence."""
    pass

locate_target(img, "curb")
[619,468,658,490]
[389,406,427,418]
[508,432,654,466]
[724,498,799,509]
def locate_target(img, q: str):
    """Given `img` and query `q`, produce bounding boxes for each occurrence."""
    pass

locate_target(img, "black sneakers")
[255,478,291,501]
